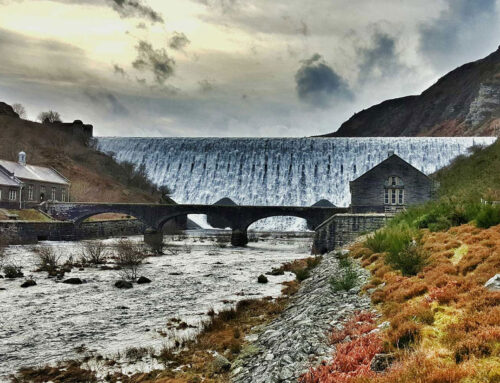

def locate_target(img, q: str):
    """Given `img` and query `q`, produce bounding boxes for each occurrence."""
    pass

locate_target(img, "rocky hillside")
[0,103,164,203]
[326,46,500,137]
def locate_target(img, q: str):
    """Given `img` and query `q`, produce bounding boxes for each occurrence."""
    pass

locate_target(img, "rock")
[370,353,396,372]
[212,353,231,373]
[137,276,151,284]
[20,280,36,288]
[114,280,133,289]
[485,274,500,291]
[267,268,284,276]
[257,274,268,284]
[63,278,83,285]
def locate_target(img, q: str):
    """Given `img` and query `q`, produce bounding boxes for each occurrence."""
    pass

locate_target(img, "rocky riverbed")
[0,231,313,379]
[232,249,371,383]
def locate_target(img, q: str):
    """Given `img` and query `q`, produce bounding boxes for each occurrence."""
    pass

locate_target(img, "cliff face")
[326,46,500,137]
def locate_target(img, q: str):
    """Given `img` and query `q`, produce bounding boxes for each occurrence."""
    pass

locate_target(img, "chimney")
[18,151,26,166]
[388,150,395,157]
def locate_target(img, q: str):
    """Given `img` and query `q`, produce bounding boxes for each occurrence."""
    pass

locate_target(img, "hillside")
[325,46,500,137]
[0,104,164,203]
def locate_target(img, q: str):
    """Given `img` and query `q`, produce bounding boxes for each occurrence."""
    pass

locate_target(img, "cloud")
[83,89,130,116]
[198,79,214,92]
[168,32,190,50]
[110,0,164,24]
[419,0,500,70]
[132,40,175,84]
[357,31,406,82]
[295,53,352,107]
[113,64,126,77]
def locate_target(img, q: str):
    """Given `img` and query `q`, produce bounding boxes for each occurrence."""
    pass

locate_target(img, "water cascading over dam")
[97,137,496,230]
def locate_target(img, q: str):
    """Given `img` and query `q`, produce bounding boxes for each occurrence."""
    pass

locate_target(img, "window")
[62,188,67,202]
[51,187,56,201]
[28,185,34,200]
[9,189,17,200]
[385,176,405,206]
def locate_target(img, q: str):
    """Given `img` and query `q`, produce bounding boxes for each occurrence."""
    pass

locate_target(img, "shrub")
[388,321,420,349]
[385,241,427,276]
[330,259,359,292]
[365,230,388,253]
[475,204,500,228]
[81,241,108,265]
[428,216,452,232]
[34,246,60,272]
[294,268,310,282]
[114,239,147,280]
[37,110,61,123]
[3,264,23,278]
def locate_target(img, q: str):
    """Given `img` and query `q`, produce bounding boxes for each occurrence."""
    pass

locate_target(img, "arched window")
[384,176,404,206]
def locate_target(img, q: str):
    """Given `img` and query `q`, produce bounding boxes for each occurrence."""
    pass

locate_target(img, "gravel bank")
[232,250,371,383]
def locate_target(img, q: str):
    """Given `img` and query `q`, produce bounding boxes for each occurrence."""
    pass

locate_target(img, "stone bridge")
[44,202,348,247]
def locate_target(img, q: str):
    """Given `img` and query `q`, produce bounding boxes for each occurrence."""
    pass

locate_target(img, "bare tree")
[114,239,147,280]
[0,238,7,271]
[33,246,60,273]
[81,241,108,265]
[37,110,62,124]
[12,103,27,118]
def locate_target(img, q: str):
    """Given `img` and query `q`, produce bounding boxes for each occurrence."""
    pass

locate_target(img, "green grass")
[330,256,359,292]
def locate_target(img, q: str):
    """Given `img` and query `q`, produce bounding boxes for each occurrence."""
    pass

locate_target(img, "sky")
[0,0,499,137]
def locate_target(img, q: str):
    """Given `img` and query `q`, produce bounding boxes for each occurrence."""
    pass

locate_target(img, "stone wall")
[0,219,146,245]
[312,213,388,254]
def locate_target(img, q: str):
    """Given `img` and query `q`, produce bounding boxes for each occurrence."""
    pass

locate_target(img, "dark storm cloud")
[132,40,175,84]
[419,0,499,70]
[168,32,190,50]
[357,31,406,82]
[83,89,130,116]
[295,53,352,107]
[111,0,164,24]
[40,0,163,24]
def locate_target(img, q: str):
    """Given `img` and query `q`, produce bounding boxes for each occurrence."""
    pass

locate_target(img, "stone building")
[0,152,70,207]
[349,152,435,213]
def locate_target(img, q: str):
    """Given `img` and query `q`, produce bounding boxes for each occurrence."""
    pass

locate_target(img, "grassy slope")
[301,140,500,382]
[433,139,500,199]
[0,115,161,203]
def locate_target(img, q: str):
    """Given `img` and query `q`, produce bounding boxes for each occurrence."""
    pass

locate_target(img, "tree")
[37,110,62,124]
[12,103,26,118]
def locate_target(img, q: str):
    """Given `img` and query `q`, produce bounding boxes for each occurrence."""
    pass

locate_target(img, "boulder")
[20,280,37,288]
[370,353,396,372]
[115,280,133,289]
[137,276,151,284]
[63,278,83,285]
[485,274,500,291]
[212,353,231,373]
[257,274,268,284]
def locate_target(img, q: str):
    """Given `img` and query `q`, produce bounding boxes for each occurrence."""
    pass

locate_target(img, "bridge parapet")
[44,202,349,246]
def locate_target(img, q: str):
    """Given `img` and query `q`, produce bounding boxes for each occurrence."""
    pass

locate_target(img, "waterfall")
[97,137,496,230]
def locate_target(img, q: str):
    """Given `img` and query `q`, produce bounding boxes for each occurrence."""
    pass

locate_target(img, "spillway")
[97,137,496,230]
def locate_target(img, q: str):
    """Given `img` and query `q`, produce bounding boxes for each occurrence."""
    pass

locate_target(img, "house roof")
[0,166,22,187]
[350,154,430,184]
[0,160,69,185]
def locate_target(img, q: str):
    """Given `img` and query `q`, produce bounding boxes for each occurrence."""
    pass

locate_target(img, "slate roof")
[0,160,69,185]
[350,154,429,183]
[0,166,22,187]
